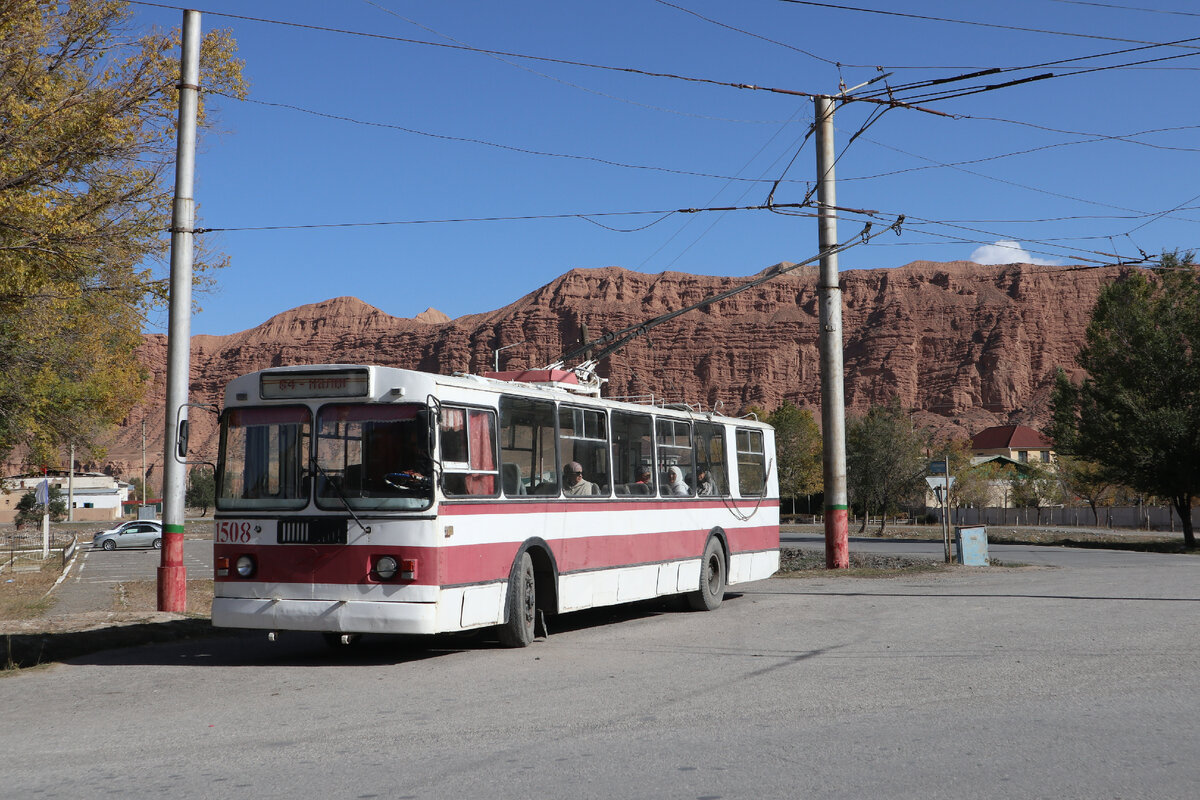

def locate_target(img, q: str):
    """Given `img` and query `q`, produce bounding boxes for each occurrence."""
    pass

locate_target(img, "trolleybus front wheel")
[498,551,537,647]
[687,537,726,611]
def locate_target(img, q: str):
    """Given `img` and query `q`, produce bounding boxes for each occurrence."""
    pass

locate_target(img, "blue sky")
[128,0,1200,336]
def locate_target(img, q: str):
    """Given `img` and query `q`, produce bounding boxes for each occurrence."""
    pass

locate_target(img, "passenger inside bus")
[629,466,653,495]
[665,465,690,496]
[562,461,599,496]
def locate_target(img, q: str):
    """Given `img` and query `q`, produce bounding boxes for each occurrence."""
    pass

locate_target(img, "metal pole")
[159,10,200,613]
[814,96,849,569]
[67,443,74,523]
[944,446,952,562]
[493,340,526,372]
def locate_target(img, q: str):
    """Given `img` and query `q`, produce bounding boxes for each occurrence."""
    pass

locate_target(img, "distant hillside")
[96,260,1121,481]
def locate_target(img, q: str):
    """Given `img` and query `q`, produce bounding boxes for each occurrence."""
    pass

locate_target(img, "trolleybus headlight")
[235,555,256,578]
[373,555,399,581]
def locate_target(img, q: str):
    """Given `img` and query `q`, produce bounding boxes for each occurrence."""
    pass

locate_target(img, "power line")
[839,128,1200,184]
[187,202,835,234]
[850,132,1200,225]
[854,34,1200,103]
[776,0,1200,49]
[208,91,805,185]
[642,105,816,270]
[651,0,841,67]
[552,215,907,367]
[952,116,1200,153]
[129,1,824,101]
[1048,0,1200,18]
[361,0,795,124]
[888,50,1199,106]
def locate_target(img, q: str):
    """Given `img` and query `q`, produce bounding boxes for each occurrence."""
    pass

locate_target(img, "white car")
[92,520,164,550]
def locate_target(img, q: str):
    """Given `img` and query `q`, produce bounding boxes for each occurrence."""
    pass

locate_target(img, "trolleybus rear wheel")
[687,537,726,611]
[498,551,537,647]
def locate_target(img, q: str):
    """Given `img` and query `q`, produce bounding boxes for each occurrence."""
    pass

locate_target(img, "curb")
[3,618,223,670]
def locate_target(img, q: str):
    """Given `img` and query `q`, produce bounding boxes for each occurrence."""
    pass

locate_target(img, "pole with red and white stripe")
[159,9,200,612]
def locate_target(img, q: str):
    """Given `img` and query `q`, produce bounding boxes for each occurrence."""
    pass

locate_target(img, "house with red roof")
[970,424,1054,466]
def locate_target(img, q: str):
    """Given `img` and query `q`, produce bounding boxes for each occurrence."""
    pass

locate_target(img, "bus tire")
[498,551,537,647]
[687,537,726,611]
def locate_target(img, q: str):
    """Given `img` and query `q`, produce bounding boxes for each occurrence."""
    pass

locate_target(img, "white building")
[1,471,129,524]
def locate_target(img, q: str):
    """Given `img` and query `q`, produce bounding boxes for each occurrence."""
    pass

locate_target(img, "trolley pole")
[815,96,849,569]
[159,9,200,612]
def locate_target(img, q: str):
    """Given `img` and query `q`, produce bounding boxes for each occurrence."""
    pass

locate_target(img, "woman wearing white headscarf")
[666,465,690,496]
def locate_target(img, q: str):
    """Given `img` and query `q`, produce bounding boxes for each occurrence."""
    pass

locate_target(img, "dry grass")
[0,562,60,620]
[112,579,214,616]
[776,547,953,579]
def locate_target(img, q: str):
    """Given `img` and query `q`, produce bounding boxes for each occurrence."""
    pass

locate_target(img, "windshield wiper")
[310,456,370,534]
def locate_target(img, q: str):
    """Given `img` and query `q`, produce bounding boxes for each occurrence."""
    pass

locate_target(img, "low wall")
[933,504,1198,531]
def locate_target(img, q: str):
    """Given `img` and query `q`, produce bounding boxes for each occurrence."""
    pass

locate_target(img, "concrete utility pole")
[67,443,74,522]
[814,96,849,569]
[159,9,200,613]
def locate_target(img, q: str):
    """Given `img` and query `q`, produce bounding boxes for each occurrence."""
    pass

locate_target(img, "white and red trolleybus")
[212,364,779,646]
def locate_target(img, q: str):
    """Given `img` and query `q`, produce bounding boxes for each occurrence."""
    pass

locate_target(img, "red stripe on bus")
[214,524,777,587]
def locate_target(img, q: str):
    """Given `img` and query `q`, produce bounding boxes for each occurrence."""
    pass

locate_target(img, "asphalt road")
[4,544,1198,799]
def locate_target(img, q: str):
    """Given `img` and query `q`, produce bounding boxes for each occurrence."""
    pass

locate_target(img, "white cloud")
[969,241,1059,266]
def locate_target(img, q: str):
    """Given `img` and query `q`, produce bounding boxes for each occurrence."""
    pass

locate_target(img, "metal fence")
[0,529,79,574]
[931,504,1197,531]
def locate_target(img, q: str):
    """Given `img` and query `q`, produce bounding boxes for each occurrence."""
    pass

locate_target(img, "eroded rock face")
[101,260,1120,475]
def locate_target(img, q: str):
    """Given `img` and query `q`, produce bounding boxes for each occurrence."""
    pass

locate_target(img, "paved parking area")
[52,539,213,614]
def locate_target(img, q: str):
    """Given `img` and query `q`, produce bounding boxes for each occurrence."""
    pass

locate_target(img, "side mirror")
[177,419,189,459]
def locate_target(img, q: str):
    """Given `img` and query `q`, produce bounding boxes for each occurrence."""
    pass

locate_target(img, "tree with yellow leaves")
[0,0,246,467]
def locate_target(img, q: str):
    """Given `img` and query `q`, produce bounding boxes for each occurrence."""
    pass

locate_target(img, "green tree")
[846,401,929,535]
[185,465,214,516]
[14,484,67,527]
[126,476,146,505]
[1050,251,1200,547]
[1054,454,1115,526]
[0,0,247,467]
[945,440,1000,515]
[768,401,822,514]
[1008,463,1062,524]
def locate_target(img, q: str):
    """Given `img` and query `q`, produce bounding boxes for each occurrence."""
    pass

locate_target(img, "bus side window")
[441,407,498,497]
[736,428,766,497]
[693,422,728,496]
[656,418,694,497]
[611,411,654,496]
[500,396,558,497]
[559,405,610,496]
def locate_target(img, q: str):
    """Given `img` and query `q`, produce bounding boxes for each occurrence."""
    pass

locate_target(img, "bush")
[13,486,67,528]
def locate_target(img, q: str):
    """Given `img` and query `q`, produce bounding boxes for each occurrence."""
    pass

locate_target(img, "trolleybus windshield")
[217,406,312,511]
[314,403,433,511]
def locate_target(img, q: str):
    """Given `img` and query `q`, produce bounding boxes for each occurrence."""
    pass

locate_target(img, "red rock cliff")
[101,260,1121,480]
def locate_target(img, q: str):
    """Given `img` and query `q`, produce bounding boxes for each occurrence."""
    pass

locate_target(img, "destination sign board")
[260,369,370,399]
